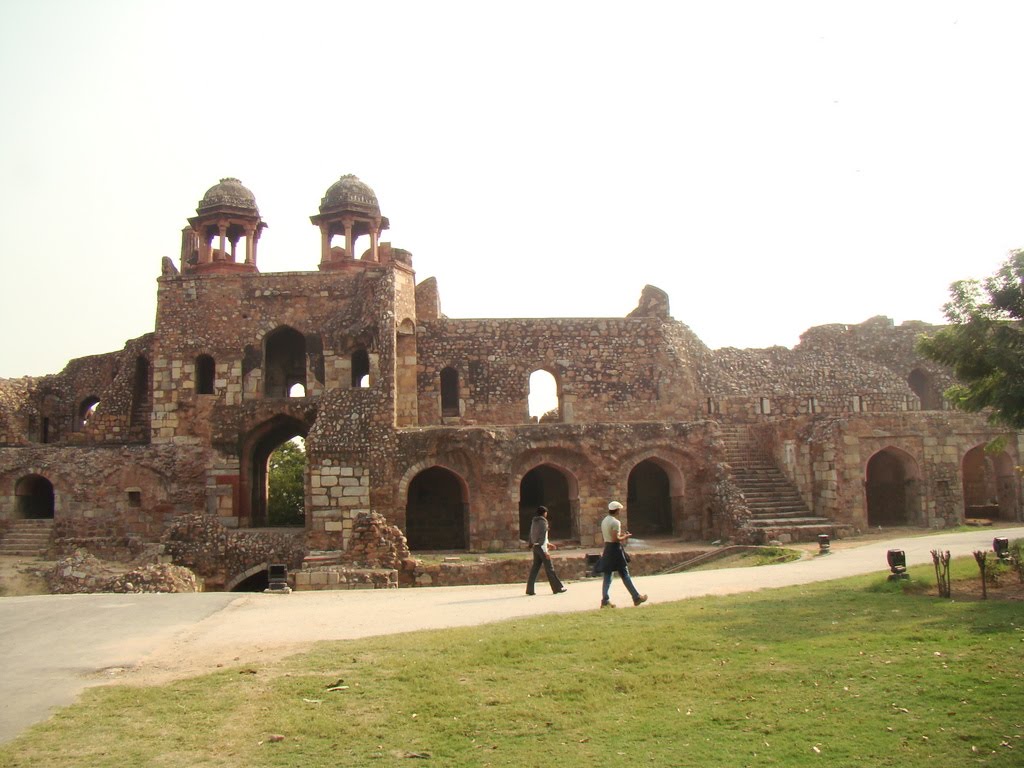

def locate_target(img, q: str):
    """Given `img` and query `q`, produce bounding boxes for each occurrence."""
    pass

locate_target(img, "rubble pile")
[46,549,199,593]
[344,511,414,570]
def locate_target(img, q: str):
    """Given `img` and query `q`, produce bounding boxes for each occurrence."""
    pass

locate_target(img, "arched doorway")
[405,467,468,550]
[865,448,920,526]
[627,459,672,535]
[16,475,55,519]
[242,416,308,528]
[519,464,575,540]
[962,445,1019,521]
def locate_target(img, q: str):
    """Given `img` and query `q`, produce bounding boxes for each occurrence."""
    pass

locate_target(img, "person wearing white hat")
[597,500,647,608]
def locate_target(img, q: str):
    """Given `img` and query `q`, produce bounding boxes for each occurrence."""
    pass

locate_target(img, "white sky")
[1,0,1022,379]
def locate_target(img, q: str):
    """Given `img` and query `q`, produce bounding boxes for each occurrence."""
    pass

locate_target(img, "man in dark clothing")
[526,506,567,595]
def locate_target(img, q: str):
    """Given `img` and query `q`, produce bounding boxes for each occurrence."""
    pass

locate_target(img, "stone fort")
[0,175,1019,589]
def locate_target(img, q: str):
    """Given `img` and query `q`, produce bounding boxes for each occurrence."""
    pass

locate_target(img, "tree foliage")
[917,250,1024,428]
[268,438,306,526]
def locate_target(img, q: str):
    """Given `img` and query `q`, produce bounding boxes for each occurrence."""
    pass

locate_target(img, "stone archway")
[962,444,1019,521]
[518,464,578,540]
[240,415,309,528]
[405,466,469,551]
[15,474,55,519]
[865,448,920,526]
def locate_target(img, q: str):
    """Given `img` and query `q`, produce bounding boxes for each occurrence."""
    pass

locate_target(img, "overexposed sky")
[1,0,1022,378]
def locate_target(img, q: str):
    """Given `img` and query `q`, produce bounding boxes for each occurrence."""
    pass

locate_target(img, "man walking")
[598,500,647,608]
[526,506,567,595]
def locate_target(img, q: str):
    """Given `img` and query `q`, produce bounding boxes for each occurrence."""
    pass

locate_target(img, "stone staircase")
[719,426,836,544]
[0,519,54,557]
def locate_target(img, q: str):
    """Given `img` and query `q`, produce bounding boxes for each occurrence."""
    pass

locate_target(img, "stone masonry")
[0,174,1019,590]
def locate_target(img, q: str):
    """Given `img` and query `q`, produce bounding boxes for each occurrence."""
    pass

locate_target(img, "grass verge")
[2,562,1021,767]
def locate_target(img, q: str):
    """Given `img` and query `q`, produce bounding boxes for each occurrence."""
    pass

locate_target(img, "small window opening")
[441,367,460,417]
[127,490,142,508]
[851,395,864,412]
[288,382,306,398]
[77,396,100,430]
[195,354,215,394]
[351,349,370,388]
[807,397,818,414]
[529,369,559,422]
[759,397,771,415]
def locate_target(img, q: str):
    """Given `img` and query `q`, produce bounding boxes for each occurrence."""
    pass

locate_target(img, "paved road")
[1,525,1020,744]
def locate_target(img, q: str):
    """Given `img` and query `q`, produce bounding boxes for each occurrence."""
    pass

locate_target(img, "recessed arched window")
[265,326,306,398]
[195,355,215,395]
[351,348,370,388]
[77,396,100,431]
[528,369,560,422]
[440,367,460,417]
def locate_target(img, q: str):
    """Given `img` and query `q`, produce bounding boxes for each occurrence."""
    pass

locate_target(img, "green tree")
[917,250,1024,428]
[268,438,306,526]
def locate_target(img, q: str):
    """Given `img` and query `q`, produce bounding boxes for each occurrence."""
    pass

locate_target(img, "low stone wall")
[293,566,397,590]
[401,549,712,588]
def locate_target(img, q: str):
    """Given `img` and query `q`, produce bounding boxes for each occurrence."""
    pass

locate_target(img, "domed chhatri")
[198,177,259,214]
[319,174,380,217]
[311,173,390,268]
[184,177,266,274]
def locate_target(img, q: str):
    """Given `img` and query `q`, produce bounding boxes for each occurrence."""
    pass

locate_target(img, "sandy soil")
[0,555,51,596]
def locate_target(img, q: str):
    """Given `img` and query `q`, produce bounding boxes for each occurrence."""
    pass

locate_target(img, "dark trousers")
[527,545,564,594]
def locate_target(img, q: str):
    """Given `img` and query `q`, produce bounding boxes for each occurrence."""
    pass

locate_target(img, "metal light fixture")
[886,548,908,580]
[817,533,831,555]
[265,563,291,593]
[993,537,1011,563]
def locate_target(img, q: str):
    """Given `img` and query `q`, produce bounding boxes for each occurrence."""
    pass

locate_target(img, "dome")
[319,174,380,216]
[197,178,259,214]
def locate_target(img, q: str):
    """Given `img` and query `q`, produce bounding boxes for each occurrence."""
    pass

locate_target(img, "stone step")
[0,520,53,556]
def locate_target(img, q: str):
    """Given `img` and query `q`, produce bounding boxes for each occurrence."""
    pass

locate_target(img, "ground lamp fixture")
[993,537,1011,563]
[887,549,908,580]
[266,563,291,594]
[817,533,831,555]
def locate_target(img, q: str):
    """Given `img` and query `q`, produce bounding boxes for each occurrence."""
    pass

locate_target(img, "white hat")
[608,501,623,511]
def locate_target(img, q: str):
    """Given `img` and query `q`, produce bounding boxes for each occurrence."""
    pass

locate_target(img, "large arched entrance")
[865,448,920,526]
[962,445,1019,521]
[518,464,576,540]
[405,467,468,550]
[241,416,308,528]
[15,474,55,519]
[627,459,673,536]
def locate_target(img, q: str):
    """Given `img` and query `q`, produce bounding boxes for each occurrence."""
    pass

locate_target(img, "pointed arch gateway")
[627,459,676,536]
[518,463,578,540]
[865,447,921,526]
[962,444,1019,521]
[239,414,309,528]
[405,466,469,550]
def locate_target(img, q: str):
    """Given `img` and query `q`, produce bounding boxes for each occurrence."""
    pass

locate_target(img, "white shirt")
[601,514,621,543]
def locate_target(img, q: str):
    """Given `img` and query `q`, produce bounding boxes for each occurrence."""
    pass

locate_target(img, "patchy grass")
[1,562,1021,767]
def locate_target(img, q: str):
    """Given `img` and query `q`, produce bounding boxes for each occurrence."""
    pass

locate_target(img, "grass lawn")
[1,559,1021,767]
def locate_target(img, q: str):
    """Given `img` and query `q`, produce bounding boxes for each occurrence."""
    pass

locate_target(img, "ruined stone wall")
[0,443,207,528]
[415,317,708,426]
[700,317,955,421]
[751,411,1018,530]
[0,338,152,447]
[379,420,726,550]
[151,265,397,443]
